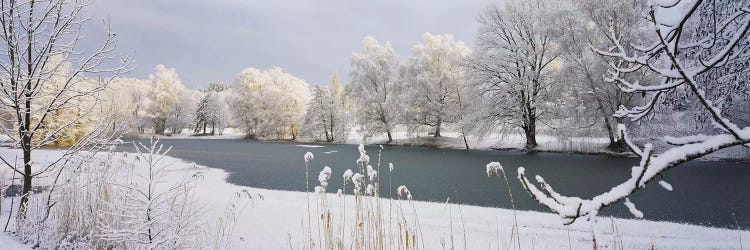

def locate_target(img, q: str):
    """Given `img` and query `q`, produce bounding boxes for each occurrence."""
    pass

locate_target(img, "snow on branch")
[517,122,750,224]
[510,0,750,224]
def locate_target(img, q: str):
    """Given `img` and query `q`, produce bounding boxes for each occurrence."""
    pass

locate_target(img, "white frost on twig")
[658,180,673,191]
[623,198,644,218]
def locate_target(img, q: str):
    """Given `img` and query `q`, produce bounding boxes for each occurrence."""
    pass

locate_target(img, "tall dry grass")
[298,145,424,249]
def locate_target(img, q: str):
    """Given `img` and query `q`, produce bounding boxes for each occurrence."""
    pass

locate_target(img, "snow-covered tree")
[554,0,653,151]
[230,67,310,140]
[468,0,562,150]
[301,87,337,142]
[213,90,233,135]
[168,89,201,135]
[147,65,185,135]
[300,74,350,142]
[349,36,402,143]
[0,0,130,212]
[676,1,750,130]
[330,72,344,101]
[514,0,750,225]
[29,56,95,147]
[195,82,231,135]
[195,94,211,135]
[106,78,152,134]
[403,33,471,137]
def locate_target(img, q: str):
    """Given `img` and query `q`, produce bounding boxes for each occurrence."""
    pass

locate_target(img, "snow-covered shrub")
[11,151,117,248]
[9,139,208,249]
[97,139,205,248]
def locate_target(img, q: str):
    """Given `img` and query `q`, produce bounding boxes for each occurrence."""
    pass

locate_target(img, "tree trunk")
[434,118,442,137]
[523,100,538,150]
[20,46,33,214]
[523,103,538,151]
[386,130,393,143]
[590,89,624,151]
[602,114,616,146]
[323,124,330,142]
[584,73,627,152]
[210,121,215,136]
[154,118,166,135]
[202,122,207,134]
[523,125,538,150]
[20,138,31,216]
[463,135,469,150]
[330,114,335,142]
[607,117,628,152]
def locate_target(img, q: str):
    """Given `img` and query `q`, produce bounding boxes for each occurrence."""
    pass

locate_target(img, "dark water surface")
[123,139,750,229]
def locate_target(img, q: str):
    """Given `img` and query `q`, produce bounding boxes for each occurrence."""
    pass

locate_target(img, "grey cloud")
[82,0,495,88]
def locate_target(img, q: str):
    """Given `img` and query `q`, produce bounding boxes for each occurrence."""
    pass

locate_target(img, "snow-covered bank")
[3,148,745,249]
[132,126,749,162]
[122,128,246,140]
[128,154,750,249]
[355,130,749,162]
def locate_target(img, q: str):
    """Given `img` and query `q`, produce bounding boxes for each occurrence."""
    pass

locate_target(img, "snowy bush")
[97,140,205,248]
[7,139,209,249]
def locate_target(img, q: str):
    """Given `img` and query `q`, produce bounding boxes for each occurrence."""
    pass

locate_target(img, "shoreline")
[122,132,750,163]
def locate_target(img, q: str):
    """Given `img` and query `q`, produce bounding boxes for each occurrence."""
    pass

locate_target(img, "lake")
[123,139,750,229]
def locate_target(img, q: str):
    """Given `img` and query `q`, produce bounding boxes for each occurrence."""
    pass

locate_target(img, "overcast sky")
[83,0,497,88]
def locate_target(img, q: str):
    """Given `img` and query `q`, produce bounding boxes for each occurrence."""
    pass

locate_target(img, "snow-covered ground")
[0,232,28,250]
[1,148,746,249]
[124,128,246,140]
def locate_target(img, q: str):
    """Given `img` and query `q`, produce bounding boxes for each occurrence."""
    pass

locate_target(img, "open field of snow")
[2,148,745,249]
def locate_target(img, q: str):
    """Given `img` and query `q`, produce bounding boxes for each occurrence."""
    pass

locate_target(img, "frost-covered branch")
[517,125,750,224]
[0,0,131,213]
[511,0,750,224]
